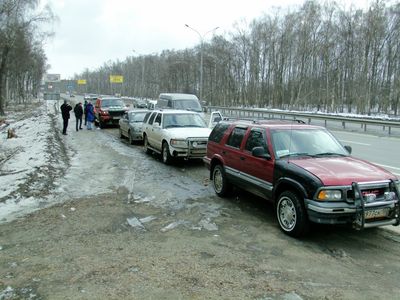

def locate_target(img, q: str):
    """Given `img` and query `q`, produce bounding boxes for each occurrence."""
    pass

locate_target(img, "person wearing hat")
[74,102,84,131]
[60,100,72,135]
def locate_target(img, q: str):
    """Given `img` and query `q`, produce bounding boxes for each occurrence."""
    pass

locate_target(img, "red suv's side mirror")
[344,145,352,154]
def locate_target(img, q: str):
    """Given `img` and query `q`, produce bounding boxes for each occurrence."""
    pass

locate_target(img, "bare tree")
[75,0,399,116]
[0,0,54,115]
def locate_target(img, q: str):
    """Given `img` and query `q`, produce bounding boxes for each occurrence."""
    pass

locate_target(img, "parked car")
[134,99,148,109]
[119,109,150,144]
[203,119,400,237]
[84,94,98,101]
[142,110,212,164]
[156,93,203,115]
[94,97,128,128]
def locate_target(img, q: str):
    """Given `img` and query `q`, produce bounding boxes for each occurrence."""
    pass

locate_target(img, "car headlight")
[170,139,187,148]
[316,189,343,201]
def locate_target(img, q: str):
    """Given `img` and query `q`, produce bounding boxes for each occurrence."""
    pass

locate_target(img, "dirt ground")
[1,100,400,299]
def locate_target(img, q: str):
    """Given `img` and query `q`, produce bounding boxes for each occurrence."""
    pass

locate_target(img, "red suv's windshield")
[271,128,348,158]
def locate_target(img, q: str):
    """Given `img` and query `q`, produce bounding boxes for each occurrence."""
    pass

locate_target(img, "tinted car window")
[209,123,229,143]
[143,112,152,123]
[173,99,202,112]
[148,112,157,125]
[154,113,162,124]
[226,127,247,149]
[245,128,267,152]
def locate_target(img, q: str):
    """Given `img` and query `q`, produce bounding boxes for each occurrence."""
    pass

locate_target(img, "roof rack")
[221,116,306,124]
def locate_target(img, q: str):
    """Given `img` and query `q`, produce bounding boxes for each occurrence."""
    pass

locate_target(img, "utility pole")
[185,24,219,101]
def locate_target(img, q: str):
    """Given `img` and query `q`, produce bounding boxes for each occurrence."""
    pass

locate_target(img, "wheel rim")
[277,196,296,231]
[213,168,223,193]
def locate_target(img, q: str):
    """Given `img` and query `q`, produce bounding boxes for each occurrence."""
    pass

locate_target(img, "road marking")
[373,163,400,171]
[340,139,370,146]
[373,163,400,176]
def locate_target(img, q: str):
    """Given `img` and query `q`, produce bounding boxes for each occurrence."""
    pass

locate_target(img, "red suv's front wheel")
[276,191,309,237]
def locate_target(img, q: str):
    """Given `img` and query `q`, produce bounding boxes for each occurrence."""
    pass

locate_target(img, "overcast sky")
[41,0,372,79]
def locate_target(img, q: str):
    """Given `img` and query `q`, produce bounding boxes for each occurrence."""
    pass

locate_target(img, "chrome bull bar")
[352,180,400,230]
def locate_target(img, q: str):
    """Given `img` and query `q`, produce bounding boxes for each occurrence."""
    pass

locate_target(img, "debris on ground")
[139,216,157,223]
[198,218,218,231]
[7,128,17,139]
[127,217,146,230]
[160,220,190,232]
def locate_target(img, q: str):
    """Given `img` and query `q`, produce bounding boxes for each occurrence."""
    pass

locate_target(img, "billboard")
[110,75,123,83]
[77,79,87,85]
[45,73,61,82]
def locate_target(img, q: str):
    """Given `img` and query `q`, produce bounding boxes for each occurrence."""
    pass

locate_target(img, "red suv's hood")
[290,156,396,186]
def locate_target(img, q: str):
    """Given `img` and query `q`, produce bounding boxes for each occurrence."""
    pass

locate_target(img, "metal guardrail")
[206,106,400,136]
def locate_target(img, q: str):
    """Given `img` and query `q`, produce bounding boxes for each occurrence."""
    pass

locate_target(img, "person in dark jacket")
[60,100,72,135]
[74,102,84,131]
[86,101,95,130]
[83,100,88,125]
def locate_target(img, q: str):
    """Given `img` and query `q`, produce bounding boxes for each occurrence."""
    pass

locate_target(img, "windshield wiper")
[314,152,347,157]
[279,152,315,159]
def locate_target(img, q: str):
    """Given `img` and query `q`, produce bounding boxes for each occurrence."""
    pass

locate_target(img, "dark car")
[135,99,148,109]
[94,97,128,128]
[203,119,400,237]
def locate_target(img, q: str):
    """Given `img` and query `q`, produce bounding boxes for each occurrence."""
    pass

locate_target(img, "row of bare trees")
[0,0,54,115]
[79,0,399,115]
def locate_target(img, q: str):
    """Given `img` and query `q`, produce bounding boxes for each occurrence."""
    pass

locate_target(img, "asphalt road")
[332,130,400,177]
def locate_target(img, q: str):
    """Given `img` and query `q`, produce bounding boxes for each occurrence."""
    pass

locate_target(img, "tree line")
[77,0,400,116]
[0,0,54,115]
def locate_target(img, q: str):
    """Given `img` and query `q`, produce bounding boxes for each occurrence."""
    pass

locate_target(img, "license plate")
[364,208,390,220]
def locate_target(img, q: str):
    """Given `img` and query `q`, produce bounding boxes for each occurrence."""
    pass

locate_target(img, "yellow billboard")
[110,75,124,83]
[77,79,87,85]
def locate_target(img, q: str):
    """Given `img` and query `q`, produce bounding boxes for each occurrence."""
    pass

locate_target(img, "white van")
[156,93,203,113]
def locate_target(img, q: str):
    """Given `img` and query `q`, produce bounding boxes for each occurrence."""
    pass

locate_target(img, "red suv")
[203,119,400,237]
[94,97,128,128]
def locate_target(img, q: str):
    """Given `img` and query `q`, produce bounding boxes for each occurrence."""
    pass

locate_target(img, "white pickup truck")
[142,110,221,164]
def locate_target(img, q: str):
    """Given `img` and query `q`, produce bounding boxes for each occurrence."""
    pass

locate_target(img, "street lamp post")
[185,24,219,101]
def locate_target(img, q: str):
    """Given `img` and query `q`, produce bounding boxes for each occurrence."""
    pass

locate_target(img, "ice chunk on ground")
[160,220,189,232]
[139,216,157,223]
[127,217,145,230]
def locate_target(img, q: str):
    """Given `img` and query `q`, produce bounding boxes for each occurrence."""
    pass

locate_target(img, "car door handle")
[240,157,245,161]
[222,151,226,155]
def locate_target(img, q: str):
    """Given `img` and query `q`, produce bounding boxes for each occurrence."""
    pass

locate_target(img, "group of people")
[60,99,96,135]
